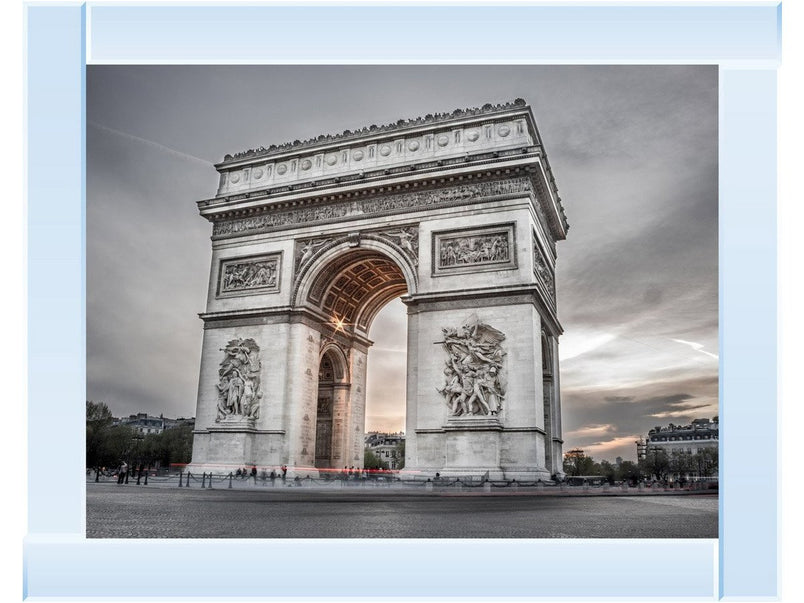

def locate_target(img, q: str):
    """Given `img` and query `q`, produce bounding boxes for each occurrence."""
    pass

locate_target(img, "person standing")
[118,461,128,485]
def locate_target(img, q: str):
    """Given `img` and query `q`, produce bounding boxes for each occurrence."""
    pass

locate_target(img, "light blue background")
[25,2,780,599]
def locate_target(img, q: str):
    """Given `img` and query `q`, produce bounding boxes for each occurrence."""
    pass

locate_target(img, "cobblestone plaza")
[86,481,717,539]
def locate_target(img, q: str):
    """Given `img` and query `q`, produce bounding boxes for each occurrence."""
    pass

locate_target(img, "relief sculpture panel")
[532,233,556,306]
[215,338,262,422]
[437,315,507,417]
[432,223,516,276]
[218,253,281,297]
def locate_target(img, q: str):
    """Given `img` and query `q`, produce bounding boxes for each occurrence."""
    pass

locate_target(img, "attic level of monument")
[218,99,538,165]
[199,100,567,239]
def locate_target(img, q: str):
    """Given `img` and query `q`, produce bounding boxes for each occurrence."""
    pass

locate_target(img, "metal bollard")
[228,472,233,489]
[186,472,191,487]
[178,471,183,487]
[144,472,148,486]
[201,473,206,488]
[136,469,141,486]
[95,468,100,483]
[208,473,213,489]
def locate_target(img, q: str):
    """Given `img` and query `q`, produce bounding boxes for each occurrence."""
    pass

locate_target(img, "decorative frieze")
[217,253,281,297]
[213,176,532,239]
[432,223,516,276]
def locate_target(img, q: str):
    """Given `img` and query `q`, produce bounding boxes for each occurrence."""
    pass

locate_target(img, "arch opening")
[309,248,410,471]
[308,250,408,335]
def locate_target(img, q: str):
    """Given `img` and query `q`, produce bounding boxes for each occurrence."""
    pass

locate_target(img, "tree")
[599,460,617,484]
[618,460,642,484]
[669,450,695,479]
[86,401,135,469]
[563,449,598,476]
[86,401,113,467]
[394,439,406,470]
[135,424,195,469]
[641,448,670,481]
[694,447,718,478]
[364,449,388,470]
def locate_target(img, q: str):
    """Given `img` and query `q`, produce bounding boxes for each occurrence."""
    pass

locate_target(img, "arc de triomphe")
[188,99,569,480]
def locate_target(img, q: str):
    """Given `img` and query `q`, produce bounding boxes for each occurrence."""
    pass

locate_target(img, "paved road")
[86,482,718,538]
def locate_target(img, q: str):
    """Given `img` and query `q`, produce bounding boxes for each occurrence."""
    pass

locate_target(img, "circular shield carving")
[497,124,511,137]
[253,168,263,179]
[230,173,241,183]
[353,150,364,161]
[276,164,288,175]
[407,140,420,152]
[466,130,480,142]
[437,134,449,147]
[379,145,391,157]
[325,154,338,166]
[300,159,312,170]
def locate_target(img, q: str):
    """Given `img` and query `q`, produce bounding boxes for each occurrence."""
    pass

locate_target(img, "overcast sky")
[87,65,718,462]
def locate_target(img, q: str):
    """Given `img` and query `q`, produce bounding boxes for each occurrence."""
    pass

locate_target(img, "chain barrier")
[87,470,711,494]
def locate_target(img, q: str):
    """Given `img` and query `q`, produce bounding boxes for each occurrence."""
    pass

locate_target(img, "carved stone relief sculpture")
[294,225,419,277]
[295,238,332,273]
[215,338,262,422]
[439,232,509,267]
[532,235,556,304]
[219,254,280,295]
[432,223,516,276]
[213,177,533,238]
[376,225,419,265]
[437,315,507,417]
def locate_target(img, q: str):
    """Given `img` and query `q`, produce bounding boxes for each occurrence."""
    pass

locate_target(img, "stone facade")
[189,99,568,480]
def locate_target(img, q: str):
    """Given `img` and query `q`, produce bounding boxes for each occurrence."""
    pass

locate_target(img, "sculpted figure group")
[222,259,278,292]
[437,316,507,417]
[439,233,509,268]
[216,338,262,422]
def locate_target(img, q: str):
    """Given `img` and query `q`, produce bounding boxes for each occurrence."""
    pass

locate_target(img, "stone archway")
[188,100,569,480]
[297,242,414,472]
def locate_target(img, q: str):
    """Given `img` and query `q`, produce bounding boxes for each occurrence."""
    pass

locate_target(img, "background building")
[113,413,196,436]
[365,432,405,470]
[642,417,719,457]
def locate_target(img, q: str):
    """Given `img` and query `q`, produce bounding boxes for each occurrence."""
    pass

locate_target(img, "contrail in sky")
[671,338,719,360]
[88,121,214,166]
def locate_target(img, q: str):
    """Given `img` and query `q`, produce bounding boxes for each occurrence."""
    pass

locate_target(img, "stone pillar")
[550,335,564,477]
[283,323,321,473]
[405,299,550,481]
[346,348,368,469]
